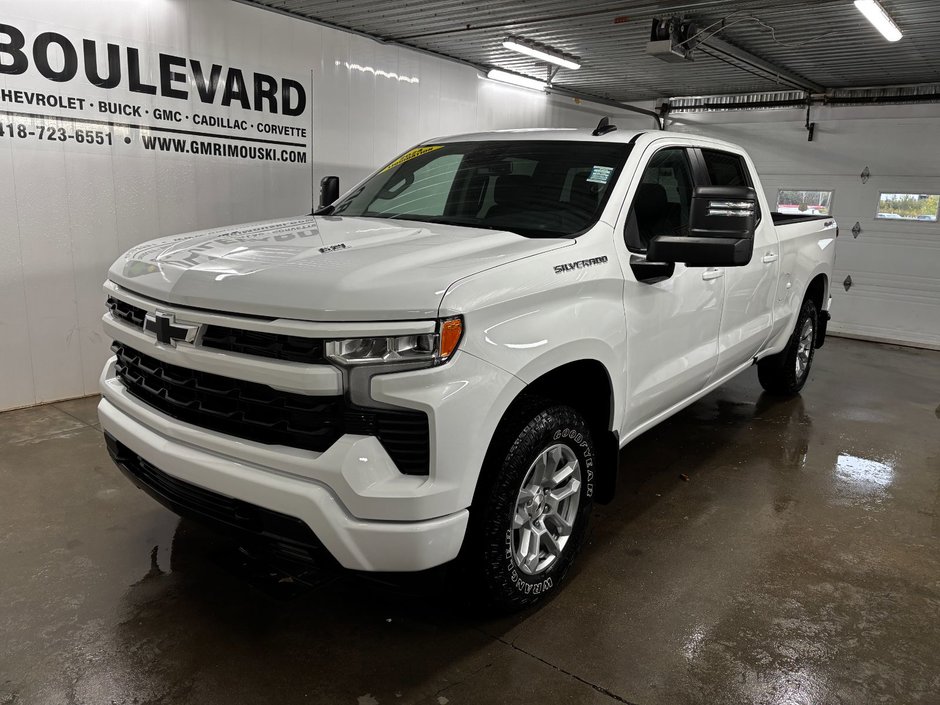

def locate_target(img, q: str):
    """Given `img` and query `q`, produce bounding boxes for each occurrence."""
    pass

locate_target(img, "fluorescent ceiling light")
[502,40,581,70]
[486,69,548,91]
[854,0,903,42]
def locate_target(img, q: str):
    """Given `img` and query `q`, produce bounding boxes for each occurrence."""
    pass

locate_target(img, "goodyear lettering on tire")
[554,428,594,497]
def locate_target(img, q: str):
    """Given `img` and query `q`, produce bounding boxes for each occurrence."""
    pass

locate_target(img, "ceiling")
[243,0,940,104]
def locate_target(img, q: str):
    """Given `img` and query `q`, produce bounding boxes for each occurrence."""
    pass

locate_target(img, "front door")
[616,145,724,434]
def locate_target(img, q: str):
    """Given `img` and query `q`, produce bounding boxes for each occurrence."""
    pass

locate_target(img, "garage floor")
[2,337,938,705]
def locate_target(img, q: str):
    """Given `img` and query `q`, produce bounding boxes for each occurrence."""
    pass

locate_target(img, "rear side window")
[701,148,759,222]
[701,149,751,187]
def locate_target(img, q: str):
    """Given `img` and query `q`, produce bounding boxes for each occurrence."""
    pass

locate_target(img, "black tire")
[758,297,818,395]
[463,399,595,611]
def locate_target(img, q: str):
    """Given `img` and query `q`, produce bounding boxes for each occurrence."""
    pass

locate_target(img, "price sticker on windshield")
[587,165,614,184]
[380,145,445,172]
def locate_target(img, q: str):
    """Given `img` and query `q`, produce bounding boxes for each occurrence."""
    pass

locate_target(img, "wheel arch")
[804,272,829,347]
[481,357,621,506]
[805,272,828,312]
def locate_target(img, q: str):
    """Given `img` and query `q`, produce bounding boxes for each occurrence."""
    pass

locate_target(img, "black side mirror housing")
[318,176,340,210]
[647,186,757,267]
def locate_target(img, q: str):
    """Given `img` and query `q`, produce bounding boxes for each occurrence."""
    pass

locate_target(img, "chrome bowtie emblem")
[143,312,200,346]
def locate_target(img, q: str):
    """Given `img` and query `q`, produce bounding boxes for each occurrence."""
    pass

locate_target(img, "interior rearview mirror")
[319,176,340,209]
[646,185,757,267]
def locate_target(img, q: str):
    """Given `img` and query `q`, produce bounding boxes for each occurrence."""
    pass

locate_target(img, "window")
[777,190,834,216]
[701,149,751,187]
[331,141,631,238]
[371,154,463,216]
[875,192,939,222]
[625,148,694,252]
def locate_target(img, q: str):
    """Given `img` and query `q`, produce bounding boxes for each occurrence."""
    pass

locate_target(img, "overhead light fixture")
[854,0,902,42]
[502,39,581,70]
[486,69,548,91]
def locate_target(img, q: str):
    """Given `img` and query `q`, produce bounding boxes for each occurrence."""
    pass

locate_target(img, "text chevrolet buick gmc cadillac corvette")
[99,126,835,609]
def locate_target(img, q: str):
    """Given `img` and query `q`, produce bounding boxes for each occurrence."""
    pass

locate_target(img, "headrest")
[634,182,668,219]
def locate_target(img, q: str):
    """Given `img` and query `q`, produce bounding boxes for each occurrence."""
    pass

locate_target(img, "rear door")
[615,144,724,433]
[698,148,780,379]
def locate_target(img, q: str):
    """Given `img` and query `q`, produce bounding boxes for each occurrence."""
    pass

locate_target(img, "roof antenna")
[592,116,617,136]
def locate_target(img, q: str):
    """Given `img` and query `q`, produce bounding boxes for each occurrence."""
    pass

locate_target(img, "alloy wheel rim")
[510,443,581,576]
[795,318,814,379]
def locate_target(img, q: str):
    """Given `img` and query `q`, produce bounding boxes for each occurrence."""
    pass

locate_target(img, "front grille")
[107,297,146,328]
[106,296,325,364]
[113,343,430,474]
[201,325,325,363]
[105,434,333,565]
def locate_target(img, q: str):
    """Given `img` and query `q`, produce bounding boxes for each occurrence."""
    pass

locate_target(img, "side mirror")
[318,176,340,209]
[647,186,757,267]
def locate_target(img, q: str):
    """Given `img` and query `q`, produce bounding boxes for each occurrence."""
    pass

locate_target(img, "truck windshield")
[330,140,631,238]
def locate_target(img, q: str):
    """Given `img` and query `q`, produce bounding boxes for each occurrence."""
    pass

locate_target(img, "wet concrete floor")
[1,337,939,704]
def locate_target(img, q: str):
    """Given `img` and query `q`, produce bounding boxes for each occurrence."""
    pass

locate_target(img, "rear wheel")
[464,400,595,611]
[758,297,818,395]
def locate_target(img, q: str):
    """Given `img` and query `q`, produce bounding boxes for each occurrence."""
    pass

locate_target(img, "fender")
[765,261,833,357]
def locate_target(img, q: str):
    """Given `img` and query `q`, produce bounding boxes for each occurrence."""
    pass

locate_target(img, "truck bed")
[771,212,832,226]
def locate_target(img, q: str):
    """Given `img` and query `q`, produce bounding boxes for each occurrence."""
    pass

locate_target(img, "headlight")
[325,317,463,367]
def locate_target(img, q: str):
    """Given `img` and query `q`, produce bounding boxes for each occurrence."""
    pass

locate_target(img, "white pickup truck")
[99,124,836,609]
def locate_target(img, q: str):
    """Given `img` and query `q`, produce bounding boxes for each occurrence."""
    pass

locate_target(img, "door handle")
[761,252,779,263]
[701,268,724,281]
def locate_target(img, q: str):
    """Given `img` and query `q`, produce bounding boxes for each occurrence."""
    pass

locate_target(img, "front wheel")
[465,401,595,611]
[758,297,818,395]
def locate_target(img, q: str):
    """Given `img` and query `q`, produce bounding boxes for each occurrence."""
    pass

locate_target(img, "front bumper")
[98,349,525,572]
[99,394,467,571]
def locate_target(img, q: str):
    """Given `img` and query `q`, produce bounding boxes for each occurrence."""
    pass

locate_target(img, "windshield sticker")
[380,145,445,172]
[587,165,614,184]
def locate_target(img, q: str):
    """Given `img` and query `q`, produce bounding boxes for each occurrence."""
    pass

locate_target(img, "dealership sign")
[0,20,310,164]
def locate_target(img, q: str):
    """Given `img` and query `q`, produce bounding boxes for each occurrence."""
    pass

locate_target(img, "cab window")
[701,148,760,222]
[701,149,751,187]
[625,147,695,253]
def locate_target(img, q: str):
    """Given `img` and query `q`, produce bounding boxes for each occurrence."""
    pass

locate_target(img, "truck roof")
[423,127,647,144]
[422,127,746,153]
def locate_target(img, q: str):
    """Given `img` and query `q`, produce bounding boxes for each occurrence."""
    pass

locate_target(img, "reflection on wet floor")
[2,336,940,705]
[835,453,895,489]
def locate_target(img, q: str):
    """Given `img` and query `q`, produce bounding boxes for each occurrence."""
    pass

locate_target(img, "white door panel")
[614,142,725,433]
[830,175,940,348]
[704,149,780,378]
[715,222,779,376]
[623,264,723,429]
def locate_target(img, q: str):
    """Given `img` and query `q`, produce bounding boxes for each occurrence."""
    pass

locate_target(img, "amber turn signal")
[439,317,463,360]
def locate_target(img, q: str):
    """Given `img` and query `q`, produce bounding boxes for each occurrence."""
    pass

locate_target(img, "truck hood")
[109,215,571,320]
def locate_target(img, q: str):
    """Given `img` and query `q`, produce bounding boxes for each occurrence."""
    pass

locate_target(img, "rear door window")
[700,149,752,187]
[700,148,759,222]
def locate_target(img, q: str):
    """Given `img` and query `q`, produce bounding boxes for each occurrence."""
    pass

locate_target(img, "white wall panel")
[63,151,120,394]
[0,0,650,410]
[0,137,36,410]
[111,153,160,258]
[417,56,443,144]
[12,147,85,403]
